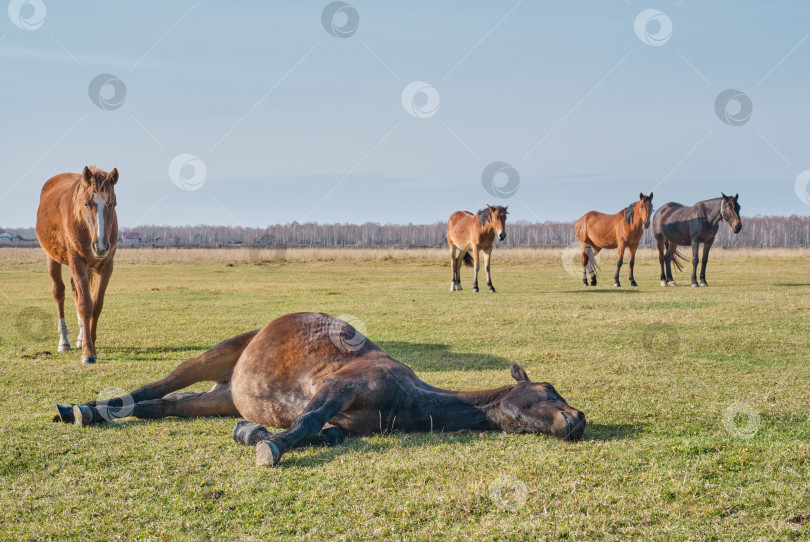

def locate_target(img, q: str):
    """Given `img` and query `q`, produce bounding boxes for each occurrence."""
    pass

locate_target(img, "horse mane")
[476,205,508,226]
[72,166,117,222]
[622,202,636,225]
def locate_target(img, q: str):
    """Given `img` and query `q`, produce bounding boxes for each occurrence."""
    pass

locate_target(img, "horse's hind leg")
[588,246,599,286]
[449,245,459,291]
[47,258,70,352]
[690,241,700,287]
[664,242,678,286]
[73,383,239,426]
[55,329,259,423]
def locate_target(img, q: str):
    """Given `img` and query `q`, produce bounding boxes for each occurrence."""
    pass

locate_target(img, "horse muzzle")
[554,410,586,441]
[643,220,651,229]
[733,222,742,234]
[498,232,506,241]
[91,242,109,259]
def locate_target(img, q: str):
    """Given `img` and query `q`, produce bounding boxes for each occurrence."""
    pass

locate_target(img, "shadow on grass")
[376,341,510,371]
[583,423,644,441]
[564,289,642,294]
[774,282,810,287]
[100,345,209,355]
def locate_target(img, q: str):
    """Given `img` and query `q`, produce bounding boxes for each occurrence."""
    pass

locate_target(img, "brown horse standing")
[55,312,585,466]
[35,166,119,364]
[446,205,508,292]
[575,193,653,287]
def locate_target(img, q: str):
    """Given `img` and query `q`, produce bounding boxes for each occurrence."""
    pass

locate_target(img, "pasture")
[1,248,809,540]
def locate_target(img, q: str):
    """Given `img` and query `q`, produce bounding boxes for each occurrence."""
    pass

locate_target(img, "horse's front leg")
[449,245,459,291]
[89,261,114,344]
[69,260,96,364]
[699,239,713,286]
[613,243,625,287]
[628,244,638,287]
[472,246,480,292]
[483,247,495,292]
[690,241,700,287]
[252,384,358,466]
[46,258,70,352]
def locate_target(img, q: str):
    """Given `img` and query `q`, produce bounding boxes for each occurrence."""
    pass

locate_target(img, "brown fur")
[35,166,119,363]
[575,193,653,287]
[57,313,585,466]
[446,205,508,292]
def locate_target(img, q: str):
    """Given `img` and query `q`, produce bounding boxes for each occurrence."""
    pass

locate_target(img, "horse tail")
[463,253,474,267]
[667,243,686,272]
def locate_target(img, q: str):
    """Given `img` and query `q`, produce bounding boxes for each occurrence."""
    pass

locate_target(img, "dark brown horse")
[446,205,508,292]
[35,166,119,363]
[653,194,741,287]
[575,193,653,287]
[55,312,585,466]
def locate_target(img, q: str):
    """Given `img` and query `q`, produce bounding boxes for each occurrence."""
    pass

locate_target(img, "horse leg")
[483,247,495,292]
[254,384,358,466]
[73,383,239,426]
[449,245,459,291]
[89,261,113,344]
[614,243,625,287]
[665,242,678,286]
[471,246,480,292]
[590,246,600,286]
[580,244,589,286]
[68,260,95,363]
[656,234,667,286]
[628,244,638,287]
[47,258,70,352]
[233,421,344,448]
[699,239,713,286]
[690,241,700,287]
[55,329,259,423]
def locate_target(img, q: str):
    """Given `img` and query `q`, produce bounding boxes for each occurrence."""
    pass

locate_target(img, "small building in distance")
[121,232,141,244]
[0,232,12,242]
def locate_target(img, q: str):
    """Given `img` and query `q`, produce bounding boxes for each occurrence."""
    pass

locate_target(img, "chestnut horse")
[54,312,585,466]
[35,166,119,364]
[652,194,741,287]
[447,205,508,292]
[575,193,653,287]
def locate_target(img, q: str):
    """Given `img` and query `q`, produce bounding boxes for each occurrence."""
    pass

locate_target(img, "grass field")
[1,248,809,541]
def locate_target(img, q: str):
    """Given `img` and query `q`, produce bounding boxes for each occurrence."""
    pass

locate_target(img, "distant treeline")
[3,215,809,248]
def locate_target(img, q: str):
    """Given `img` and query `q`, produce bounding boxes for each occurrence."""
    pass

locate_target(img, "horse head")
[486,204,508,241]
[638,192,653,229]
[77,166,118,260]
[498,363,585,440]
[720,193,742,233]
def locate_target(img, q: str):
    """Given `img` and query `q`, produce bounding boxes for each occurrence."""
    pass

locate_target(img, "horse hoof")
[55,404,75,423]
[630,281,638,287]
[668,281,677,287]
[489,288,496,293]
[233,421,268,446]
[256,440,281,467]
[472,287,479,292]
[700,282,708,287]
[76,340,82,349]
[660,281,667,287]
[691,283,699,288]
[457,286,462,291]
[81,356,96,364]
[72,404,94,427]
[58,344,70,352]
[613,282,620,288]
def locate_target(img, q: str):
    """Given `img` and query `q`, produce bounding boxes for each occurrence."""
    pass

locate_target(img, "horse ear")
[510,363,530,382]
[108,168,119,185]
[503,205,508,212]
[82,167,93,186]
[734,193,739,202]
[487,204,495,212]
[639,192,644,200]
[649,192,653,200]
[721,192,728,199]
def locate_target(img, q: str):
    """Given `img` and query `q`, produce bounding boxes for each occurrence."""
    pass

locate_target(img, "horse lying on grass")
[55,312,585,466]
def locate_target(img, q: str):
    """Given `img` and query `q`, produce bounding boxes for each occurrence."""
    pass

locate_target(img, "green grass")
[1,251,809,540]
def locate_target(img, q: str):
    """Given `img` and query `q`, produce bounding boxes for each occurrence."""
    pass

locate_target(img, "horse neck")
[413,384,514,431]
[703,199,723,226]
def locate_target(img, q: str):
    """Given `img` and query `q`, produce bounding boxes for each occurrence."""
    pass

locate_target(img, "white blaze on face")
[93,193,107,251]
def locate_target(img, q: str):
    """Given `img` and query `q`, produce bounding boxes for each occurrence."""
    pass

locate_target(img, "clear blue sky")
[1,0,809,228]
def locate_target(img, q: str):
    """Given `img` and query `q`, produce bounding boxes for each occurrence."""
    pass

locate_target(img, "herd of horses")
[37,166,741,466]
